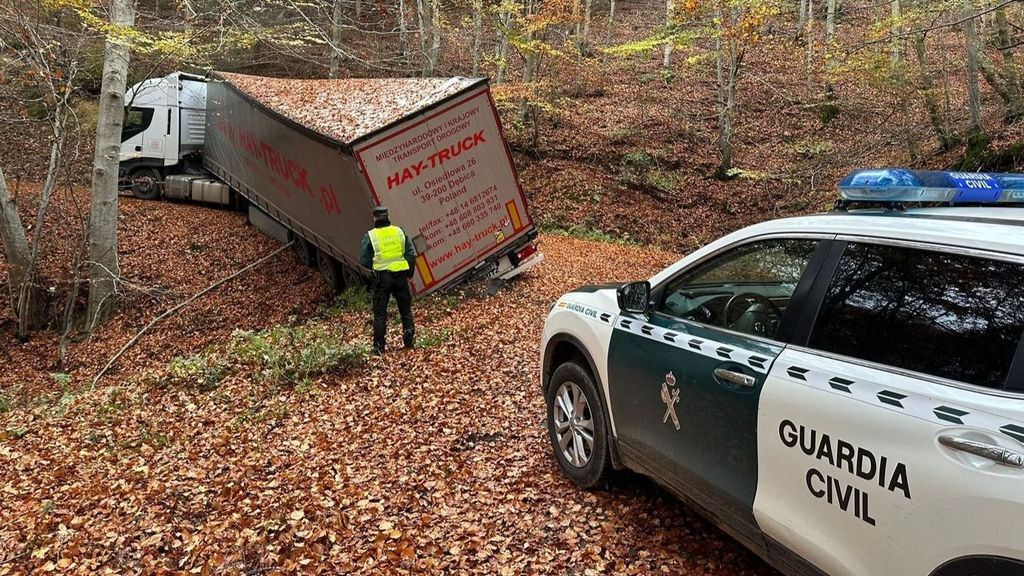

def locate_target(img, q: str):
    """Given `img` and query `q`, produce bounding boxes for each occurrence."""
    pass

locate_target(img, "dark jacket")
[359,219,416,272]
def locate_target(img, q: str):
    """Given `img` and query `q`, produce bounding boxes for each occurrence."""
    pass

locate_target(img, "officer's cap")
[372,206,389,218]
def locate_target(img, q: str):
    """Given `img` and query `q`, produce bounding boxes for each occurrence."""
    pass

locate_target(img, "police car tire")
[546,361,611,489]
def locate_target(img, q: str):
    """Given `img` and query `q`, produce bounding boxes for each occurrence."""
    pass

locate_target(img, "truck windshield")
[121,107,154,142]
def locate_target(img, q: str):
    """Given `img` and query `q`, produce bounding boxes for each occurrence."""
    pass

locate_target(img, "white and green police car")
[540,169,1024,576]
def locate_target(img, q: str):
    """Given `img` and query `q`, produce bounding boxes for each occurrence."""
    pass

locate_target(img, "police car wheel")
[546,362,611,489]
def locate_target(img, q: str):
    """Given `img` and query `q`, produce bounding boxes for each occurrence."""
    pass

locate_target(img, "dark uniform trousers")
[372,270,415,352]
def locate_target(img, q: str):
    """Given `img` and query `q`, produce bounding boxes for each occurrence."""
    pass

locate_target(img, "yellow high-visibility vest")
[368,225,411,272]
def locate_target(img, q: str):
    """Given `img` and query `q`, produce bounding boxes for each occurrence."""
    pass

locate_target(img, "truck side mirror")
[617,281,651,315]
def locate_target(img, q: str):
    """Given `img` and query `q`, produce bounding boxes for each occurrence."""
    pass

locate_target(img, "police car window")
[809,243,1024,390]
[658,239,820,339]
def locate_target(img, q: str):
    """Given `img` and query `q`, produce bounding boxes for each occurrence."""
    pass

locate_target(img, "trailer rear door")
[354,85,533,296]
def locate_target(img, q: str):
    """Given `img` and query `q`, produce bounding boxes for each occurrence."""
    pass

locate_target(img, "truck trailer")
[118,71,543,296]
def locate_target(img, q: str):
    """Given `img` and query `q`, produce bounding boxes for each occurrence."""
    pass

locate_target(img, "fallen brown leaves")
[217,73,477,145]
[0,198,776,575]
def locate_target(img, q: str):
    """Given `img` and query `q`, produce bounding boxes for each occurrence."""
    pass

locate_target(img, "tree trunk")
[913,33,954,150]
[417,0,429,74]
[890,0,901,77]
[963,0,985,148]
[715,5,737,178]
[472,0,483,76]
[182,0,196,31]
[805,0,814,99]
[428,0,441,74]
[602,0,616,61]
[994,6,1023,121]
[495,8,511,84]
[581,0,592,51]
[17,112,67,338]
[889,0,913,159]
[797,0,807,39]
[824,0,836,100]
[518,0,537,123]
[87,0,138,329]
[518,49,537,123]
[399,0,409,64]
[608,0,616,34]
[662,0,674,68]
[328,0,345,78]
[979,54,1011,106]
[0,165,32,331]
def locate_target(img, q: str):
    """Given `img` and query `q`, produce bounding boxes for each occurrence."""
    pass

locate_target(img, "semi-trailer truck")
[117,71,543,296]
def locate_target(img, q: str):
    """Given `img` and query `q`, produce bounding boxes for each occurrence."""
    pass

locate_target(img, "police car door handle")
[713,368,756,388]
[938,435,1024,469]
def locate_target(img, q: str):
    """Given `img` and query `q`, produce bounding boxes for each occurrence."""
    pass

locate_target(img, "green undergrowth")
[619,150,679,196]
[952,138,1021,172]
[416,327,454,348]
[540,219,639,246]
[159,323,370,391]
[322,286,371,316]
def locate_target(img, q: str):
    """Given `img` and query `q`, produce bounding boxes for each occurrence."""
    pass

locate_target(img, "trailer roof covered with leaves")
[215,72,481,146]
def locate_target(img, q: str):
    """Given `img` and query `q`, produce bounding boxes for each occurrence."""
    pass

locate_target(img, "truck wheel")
[316,249,343,292]
[341,266,364,290]
[291,235,315,267]
[130,167,162,200]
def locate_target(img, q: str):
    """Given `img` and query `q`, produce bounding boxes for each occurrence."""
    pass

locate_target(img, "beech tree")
[329,0,345,78]
[980,4,1022,122]
[0,1,82,337]
[716,0,776,177]
[824,0,836,100]
[0,167,32,335]
[962,0,986,150]
[493,0,516,84]
[913,28,955,150]
[662,0,674,67]
[87,0,140,328]
[472,0,484,75]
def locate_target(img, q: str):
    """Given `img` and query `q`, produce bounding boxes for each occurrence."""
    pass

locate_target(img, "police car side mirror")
[617,281,651,315]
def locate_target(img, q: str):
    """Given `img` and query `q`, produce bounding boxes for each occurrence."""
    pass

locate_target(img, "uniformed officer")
[359,206,416,354]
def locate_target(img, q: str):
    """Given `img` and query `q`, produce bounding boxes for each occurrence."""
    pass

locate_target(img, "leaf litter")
[0,194,775,575]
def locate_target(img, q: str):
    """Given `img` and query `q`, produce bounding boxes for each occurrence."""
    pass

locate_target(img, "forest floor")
[6,1,1024,571]
[0,195,776,575]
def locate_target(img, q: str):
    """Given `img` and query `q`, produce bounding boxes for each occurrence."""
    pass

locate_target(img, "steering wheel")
[722,292,782,336]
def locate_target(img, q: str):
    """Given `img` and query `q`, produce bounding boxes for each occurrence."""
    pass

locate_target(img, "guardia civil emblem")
[661,371,680,430]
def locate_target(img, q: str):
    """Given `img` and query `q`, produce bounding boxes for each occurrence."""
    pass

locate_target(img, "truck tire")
[341,266,365,290]
[290,235,315,267]
[316,249,344,292]
[130,167,162,200]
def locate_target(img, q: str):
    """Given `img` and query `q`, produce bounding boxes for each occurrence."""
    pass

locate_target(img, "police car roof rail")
[833,169,1024,211]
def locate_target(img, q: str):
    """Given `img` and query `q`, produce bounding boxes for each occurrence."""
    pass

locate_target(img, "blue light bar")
[838,169,1024,204]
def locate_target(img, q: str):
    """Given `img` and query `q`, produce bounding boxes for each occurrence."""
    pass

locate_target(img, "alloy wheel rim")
[553,381,594,468]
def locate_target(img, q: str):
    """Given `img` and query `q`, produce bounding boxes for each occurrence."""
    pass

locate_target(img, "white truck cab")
[119,72,209,199]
